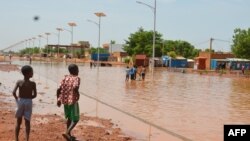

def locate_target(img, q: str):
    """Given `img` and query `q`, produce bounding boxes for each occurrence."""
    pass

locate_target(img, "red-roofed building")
[135,54,149,66]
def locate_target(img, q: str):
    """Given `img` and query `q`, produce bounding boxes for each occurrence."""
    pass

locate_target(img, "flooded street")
[7,61,250,141]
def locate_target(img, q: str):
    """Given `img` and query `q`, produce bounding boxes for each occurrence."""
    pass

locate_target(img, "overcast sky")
[0,0,249,52]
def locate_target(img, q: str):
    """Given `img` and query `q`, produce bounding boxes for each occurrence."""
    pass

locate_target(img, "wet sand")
[0,64,132,141]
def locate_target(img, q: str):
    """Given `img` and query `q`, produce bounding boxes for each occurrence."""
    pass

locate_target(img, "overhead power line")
[193,40,210,46]
[212,38,232,43]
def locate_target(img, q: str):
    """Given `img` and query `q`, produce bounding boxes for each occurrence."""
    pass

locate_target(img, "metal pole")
[39,37,41,53]
[110,40,112,54]
[32,38,35,56]
[209,38,213,70]
[93,12,106,69]
[38,36,41,61]
[46,35,48,56]
[98,16,101,68]
[58,31,60,58]
[71,26,73,58]
[29,39,31,56]
[136,0,157,77]
[152,0,156,76]
[45,33,50,57]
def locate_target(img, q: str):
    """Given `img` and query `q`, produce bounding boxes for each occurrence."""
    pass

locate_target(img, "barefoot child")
[13,65,37,141]
[57,64,80,141]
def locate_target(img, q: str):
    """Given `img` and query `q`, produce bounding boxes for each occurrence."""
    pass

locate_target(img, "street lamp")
[38,35,43,61]
[88,12,106,68]
[45,32,50,57]
[38,35,42,51]
[68,22,77,58]
[38,35,48,55]
[56,28,63,59]
[28,38,32,56]
[136,0,156,76]
[87,19,99,61]
[32,37,36,56]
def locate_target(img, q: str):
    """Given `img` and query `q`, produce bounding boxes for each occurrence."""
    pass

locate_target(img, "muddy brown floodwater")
[3,61,250,141]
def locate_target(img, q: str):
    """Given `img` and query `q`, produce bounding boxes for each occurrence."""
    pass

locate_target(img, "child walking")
[57,64,81,141]
[125,66,130,81]
[12,65,37,141]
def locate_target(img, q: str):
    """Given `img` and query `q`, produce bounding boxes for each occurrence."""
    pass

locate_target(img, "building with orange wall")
[197,52,234,70]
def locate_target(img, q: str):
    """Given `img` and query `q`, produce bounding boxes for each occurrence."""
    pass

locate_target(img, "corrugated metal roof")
[211,59,229,62]
[227,58,250,61]
[176,56,186,59]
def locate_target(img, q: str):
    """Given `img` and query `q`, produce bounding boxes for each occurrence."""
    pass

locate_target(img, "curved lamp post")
[87,19,99,62]
[136,0,156,76]
[45,32,51,57]
[56,28,63,59]
[68,22,77,58]
[87,12,106,69]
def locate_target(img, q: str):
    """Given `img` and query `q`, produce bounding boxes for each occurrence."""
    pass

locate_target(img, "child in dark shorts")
[13,65,37,141]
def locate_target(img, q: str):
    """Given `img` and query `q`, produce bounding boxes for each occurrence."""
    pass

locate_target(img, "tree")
[163,40,199,59]
[123,27,163,57]
[231,28,250,59]
[167,51,177,58]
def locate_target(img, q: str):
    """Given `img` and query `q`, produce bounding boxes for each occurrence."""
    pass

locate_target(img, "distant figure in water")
[12,65,37,141]
[125,66,130,81]
[90,61,93,69]
[141,65,146,81]
[57,64,81,141]
[242,65,245,74]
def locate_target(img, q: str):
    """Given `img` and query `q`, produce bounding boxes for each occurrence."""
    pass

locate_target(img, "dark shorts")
[141,73,145,77]
[64,102,80,122]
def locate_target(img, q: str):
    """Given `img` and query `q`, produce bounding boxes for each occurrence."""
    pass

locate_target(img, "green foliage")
[19,48,35,55]
[75,51,82,58]
[110,40,116,44]
[231,28,250,59]
[19,47,69,55]
[163,40,199,59]
[123,27,163,57]
[123,27,199,59]
[124,57,130,64]
[167,51,177,58]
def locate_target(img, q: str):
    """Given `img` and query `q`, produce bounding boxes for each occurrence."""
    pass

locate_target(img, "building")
[110,52,128,62]
[194,57,206,70]
[210,58,250,70]
[135,54,149,67]
[197,52,234,70]
[47,41,90,57]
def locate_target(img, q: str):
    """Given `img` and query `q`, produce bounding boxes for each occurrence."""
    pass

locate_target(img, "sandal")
[62,133,71,141]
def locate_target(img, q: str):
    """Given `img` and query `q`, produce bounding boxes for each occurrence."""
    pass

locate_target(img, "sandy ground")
[0,64,133,141]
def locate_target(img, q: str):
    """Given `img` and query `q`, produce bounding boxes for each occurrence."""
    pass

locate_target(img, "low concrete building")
[198,52,234,69]
[135,54,149,67]
[110,52,128,62]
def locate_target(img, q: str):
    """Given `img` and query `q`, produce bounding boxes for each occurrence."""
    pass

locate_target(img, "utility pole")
[209,38,214,70]
[209,38,213,53]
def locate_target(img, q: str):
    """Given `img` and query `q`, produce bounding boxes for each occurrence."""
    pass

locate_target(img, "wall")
[199,52,234,70]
